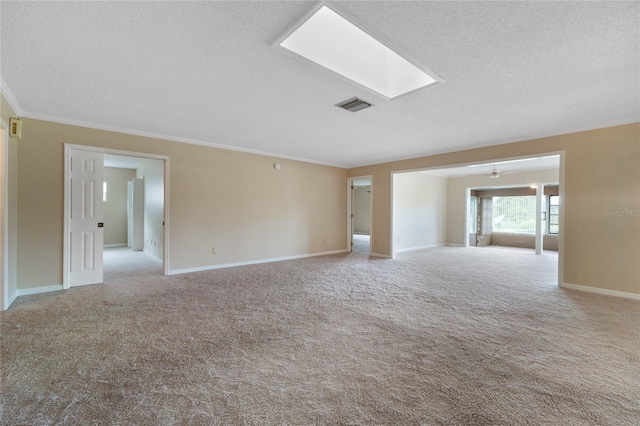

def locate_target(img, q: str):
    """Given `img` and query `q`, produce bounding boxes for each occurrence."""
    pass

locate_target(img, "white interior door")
[69,149,104,287]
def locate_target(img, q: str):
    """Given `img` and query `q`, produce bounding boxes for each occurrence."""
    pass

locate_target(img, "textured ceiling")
[1,1,638,168]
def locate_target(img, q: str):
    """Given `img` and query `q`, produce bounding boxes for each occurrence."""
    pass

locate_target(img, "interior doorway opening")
[389,152,564,287]
[63,144,170,289]
[347,176,372,255]
[103,154,165,283]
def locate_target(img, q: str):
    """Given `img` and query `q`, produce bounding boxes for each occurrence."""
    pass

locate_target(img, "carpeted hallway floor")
[1,246,638,425]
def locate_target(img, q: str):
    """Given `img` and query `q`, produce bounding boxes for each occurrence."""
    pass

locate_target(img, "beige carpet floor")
[1,246,638,425]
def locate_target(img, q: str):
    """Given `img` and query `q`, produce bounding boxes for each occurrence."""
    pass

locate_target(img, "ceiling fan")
[487,164,520,179]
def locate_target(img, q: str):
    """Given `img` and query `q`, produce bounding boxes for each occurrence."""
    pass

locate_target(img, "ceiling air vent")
[335,97,373,112]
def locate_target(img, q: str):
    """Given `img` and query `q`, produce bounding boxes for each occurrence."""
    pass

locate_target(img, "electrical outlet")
[212,248,217,254]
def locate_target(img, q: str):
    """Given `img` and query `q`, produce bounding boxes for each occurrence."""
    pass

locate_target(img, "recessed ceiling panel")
[278,4,439,99]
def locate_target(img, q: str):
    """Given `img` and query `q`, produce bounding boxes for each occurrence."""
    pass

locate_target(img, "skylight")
[277,4,440,100]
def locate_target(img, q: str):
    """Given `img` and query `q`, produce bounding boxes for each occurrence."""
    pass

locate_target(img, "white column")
[535,184,544,254]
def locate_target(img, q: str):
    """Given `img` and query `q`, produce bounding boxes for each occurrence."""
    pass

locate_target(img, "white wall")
[353,186,371,234]
[136,159,164,261]
[103,167,135,245]
[447,168,560,246]
[393,172,448,253]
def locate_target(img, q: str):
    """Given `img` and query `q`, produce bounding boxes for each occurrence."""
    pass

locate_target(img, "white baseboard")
[143,249,163,263]
[395,243,445,253]
[17,284,64,297]
[561,282,640,300]
[370,252,392,259]
[446,243,465,247]
[6,291,19,309]
[104,243,127,248]
[168,249,349,275]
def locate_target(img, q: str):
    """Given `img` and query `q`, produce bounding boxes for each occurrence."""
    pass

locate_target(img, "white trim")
[464,187,471,247]
[390,172,395,259]
[104,243,127,248]
[369,252,392,259]
[7,291,18,308]
[143,249,163,263]
[64,144,171,288]
[560,282,640,301]
[346,179,352,252]
[17,285,64,296]
[0,77,23,116]
[168,249,349,276]
[62,145,71,289]
[446,243,465,247]
[19,111,344,169]
[394,243,445,253]
[0,118,8,310]
[558,151,565,289]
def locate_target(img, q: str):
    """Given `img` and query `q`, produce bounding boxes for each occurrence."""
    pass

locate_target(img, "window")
[548,195,559,234]
[492,196,536,234]
[103,181,107,202]
[469,196,478,233]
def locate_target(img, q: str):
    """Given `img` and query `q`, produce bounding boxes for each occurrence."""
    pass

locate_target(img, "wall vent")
[335,97,373,112]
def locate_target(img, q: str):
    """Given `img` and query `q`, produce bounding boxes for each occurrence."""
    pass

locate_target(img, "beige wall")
[349,124,640,295]
[447,168,560,245]
[103,167,135,245]
[12,108,346,289]
[136,159,164,260]
[1,96,19,305]
[393,172,447,252]
[353,185,371,234]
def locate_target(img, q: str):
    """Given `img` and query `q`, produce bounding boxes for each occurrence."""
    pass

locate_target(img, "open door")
[68,148,104,287]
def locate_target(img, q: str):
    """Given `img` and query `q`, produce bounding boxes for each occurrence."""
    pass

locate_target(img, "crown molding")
[0,77,24,116]
[0,77,345,168]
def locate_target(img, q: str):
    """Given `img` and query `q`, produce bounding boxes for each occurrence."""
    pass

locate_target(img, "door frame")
[1,119,7,309]
[346,175,373,253]
[63,144,171,289]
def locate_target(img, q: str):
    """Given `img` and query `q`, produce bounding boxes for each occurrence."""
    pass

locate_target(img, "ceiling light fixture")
[276,3,441,100]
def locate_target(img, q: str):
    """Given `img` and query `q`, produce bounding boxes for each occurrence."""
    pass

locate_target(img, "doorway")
[63,144,170,289]
[347,176,372,254]
[103,154,164,283]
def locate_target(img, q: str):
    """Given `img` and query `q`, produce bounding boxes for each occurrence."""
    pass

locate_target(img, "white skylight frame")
[275,2,442,101]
